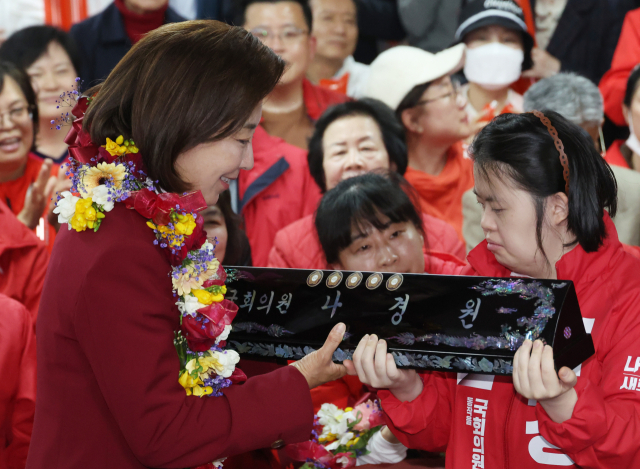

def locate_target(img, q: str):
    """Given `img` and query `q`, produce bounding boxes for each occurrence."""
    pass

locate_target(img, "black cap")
[455,0,534,71]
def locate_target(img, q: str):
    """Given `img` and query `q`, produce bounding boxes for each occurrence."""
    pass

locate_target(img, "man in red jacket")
[239,0,349,266]
[600,8,640,127]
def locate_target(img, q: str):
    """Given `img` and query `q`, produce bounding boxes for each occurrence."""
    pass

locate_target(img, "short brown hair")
[83,21,285,193]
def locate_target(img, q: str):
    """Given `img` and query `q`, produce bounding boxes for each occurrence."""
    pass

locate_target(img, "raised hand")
[291,323,348,389]
[17,159,56,230]
[513,339,578,423]
[344,334,423,402]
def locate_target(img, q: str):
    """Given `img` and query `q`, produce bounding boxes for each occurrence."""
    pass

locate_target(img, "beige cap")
[364,44,466,110]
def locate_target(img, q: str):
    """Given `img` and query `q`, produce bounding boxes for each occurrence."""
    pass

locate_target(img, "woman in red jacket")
[346,110,640,468]
[28,21,347,469]
[268,99,465,270]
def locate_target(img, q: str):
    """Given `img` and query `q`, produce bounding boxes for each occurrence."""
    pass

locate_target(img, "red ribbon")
[125,189,207,226]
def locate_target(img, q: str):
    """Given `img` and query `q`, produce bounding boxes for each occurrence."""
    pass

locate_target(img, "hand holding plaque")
[291,322,348,389]
[345,334,423,402]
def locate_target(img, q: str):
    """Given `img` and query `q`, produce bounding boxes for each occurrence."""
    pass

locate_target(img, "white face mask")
[463,42,524,90]
[626,111,640,156]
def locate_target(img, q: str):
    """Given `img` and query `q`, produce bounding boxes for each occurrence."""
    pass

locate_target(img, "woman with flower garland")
[28,21,348,469]
[346,111,640,468]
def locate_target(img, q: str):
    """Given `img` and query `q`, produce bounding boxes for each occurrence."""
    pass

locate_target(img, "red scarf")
[115,0,167,44]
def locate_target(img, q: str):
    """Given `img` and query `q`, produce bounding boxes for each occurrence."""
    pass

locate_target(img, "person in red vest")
[268,99,465,270]
[238,0,349,266]
[347,111,640,469]
[0,294,36,469]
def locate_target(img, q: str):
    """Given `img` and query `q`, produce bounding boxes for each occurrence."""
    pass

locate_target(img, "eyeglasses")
[414,81,462,107]
[250,26,309,44]
[0,104,32,128]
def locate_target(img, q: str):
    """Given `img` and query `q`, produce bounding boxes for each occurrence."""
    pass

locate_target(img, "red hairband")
[531,110,570,193]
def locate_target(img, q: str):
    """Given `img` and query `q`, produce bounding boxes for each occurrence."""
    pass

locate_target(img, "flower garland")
[285,400,386,469]
[54,95,244,468]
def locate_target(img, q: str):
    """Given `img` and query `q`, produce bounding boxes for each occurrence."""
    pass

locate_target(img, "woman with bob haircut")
[268,99,465,270]
[28,21,348,469]
[315,172,464,275]
[345,110,640,468]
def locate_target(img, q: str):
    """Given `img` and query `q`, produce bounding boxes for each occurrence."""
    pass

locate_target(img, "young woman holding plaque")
[346,110,640,468]
[28,21,348,469]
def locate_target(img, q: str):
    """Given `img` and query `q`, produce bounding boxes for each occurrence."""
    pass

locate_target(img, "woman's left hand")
[513,339,578,423]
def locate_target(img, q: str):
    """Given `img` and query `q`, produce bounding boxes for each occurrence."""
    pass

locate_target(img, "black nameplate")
[225,267,594,375]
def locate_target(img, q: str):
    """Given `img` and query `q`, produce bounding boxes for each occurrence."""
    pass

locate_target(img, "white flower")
[52,191,80,225]
[212,458,226,468]
[211,350,240,378]
[318,403,356,438]
[176,295,205,317]
[215,324,232,344]
[90,184,114,212]
[336,455,352,467]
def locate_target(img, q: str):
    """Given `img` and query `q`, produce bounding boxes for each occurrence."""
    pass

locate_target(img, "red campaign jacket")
[0,294,36,469]
[600,8,640,127]
[267,213,466,269]
[239,126,323,267]
[380,214,640,468]
[27,203,314,469]
[240,80,349,267]
[0,200,49,322]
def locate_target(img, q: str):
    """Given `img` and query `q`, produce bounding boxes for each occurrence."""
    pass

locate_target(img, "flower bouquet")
[286,400,386,469]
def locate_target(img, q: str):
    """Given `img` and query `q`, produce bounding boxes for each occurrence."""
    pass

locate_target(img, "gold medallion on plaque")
[345,272,363,289]
[366,273,383,290]
[307,270,323,287]
[326,271,343,288]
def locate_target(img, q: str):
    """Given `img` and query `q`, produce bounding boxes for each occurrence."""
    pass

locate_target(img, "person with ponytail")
[346,110,640,468]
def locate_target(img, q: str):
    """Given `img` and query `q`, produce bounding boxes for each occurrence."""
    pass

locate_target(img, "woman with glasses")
[364,44,473,242]
[0,61,60,251]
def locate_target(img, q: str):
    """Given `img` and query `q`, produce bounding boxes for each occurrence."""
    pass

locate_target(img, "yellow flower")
[178,370,204,396]
[191,289,224,305]
[70,213,87,232]
[80,162,126,197]
[192,385,213,397]
[319,434,337,443]
[102,137,127,157]
[346,437,360,448]
[175,213,196,236]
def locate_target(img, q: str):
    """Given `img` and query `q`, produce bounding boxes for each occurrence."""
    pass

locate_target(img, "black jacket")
[69,2,184,88]
[540,0,631,84]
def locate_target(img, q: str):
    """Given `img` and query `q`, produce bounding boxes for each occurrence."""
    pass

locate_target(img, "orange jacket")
[404,142,474,241]
[600,8,640,127]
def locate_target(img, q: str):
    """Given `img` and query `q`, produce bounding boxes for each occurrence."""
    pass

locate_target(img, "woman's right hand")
[344,334,423,402]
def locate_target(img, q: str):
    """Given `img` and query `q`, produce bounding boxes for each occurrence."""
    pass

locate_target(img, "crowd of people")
[2,0,640,468]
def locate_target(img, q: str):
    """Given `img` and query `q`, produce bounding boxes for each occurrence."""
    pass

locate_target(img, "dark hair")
[471,111,617,257]
[0,25,81,78]
[623,64,640,108]
[239,0,313,30]
[83,21,284,194]
[315,171,425,264]
[307,98,408,192]
[0,61,39,148]
[395,81,432,120]
[216,191,253,266]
